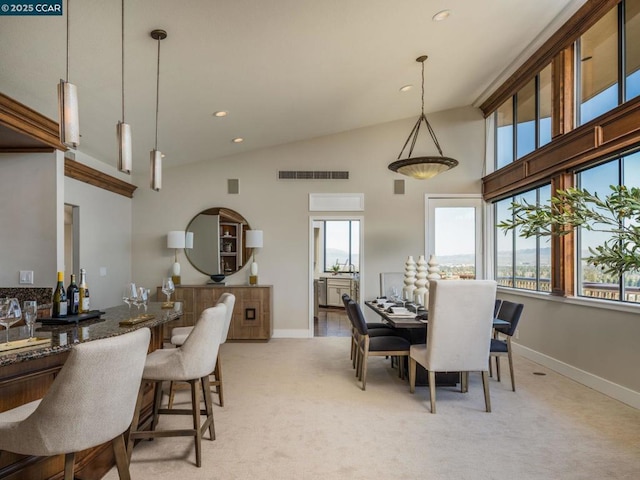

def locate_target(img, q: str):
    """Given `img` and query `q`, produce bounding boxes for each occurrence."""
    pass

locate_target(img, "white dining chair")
[409,279,497,413]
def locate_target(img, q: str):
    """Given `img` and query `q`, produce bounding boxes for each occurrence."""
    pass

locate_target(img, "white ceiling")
[0,0,585,174]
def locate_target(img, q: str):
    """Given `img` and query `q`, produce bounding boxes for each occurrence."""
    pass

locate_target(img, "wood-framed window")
[483,0,640,298]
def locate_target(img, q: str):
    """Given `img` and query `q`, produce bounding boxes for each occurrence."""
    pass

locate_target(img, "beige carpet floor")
[106,337,640,480]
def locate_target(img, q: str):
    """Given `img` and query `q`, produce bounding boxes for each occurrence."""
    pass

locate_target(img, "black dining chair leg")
[461,371,469,393]
[507,338,516,391]
[495,355,502,382]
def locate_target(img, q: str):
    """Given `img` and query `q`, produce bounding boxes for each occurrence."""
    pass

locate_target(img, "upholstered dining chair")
[346,300,411,390]
[489,300,524,391]
[0,328,151,480]
[408,280,497,413]
[168,293,236,407]
[127,303,226,468]
[341,293,395,368]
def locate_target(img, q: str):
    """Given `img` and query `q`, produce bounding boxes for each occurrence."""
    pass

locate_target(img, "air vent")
[278,171,349,180]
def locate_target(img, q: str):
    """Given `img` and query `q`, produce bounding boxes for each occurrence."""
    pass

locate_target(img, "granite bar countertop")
[0,302,182,367]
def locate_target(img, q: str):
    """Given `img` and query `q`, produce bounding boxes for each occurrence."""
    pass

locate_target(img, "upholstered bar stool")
[0,328,151,480]
[127,304,226,468]
[167,293,235,407]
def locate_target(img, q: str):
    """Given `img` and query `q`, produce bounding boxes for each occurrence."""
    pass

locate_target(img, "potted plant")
[498,185,640,276]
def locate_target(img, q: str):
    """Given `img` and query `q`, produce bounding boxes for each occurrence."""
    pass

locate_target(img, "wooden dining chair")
[408,280,496,413]
[489,300,524,391]
[346,300,411,390]
[341,293,394,369]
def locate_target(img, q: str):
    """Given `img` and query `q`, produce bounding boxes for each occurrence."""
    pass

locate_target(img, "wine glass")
[123,283,137,319]
[23,300,38,341]
[135,287,148,315]
[161,277,175,307]
[0,298,22,345]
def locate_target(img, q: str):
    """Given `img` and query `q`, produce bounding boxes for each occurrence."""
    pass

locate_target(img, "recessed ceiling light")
[399,85,413,92]
[213,111,228,117]
[432,9,451,22]
[232,137,244,143]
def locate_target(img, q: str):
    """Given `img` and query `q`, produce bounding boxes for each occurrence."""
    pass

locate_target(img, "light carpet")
[106,337,640,480]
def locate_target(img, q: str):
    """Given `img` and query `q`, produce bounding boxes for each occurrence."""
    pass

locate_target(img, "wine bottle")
[67,273,79,315]
[79,268,91,313]
[52,271,68,318]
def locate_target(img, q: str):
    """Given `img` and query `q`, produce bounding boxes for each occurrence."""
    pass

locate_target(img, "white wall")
[63,150,133,308]
[0,152,58,286]
[131,106,486,334]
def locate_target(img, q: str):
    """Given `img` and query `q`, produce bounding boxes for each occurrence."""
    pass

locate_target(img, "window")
[577,7,619,125]
[576,151,640,303]
[426,196,483,280]
[496,98,514,169]
[538,63,552,147]
[626,0,640,101]
[494,185,551,291]
[495,64,552,169]
[323,220,359,273]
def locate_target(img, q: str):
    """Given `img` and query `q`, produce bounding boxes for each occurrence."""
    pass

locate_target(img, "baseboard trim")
[272,329,313,339]
[513,343,640,409]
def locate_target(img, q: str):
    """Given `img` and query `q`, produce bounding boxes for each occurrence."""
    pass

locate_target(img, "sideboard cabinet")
[157,284,272,341]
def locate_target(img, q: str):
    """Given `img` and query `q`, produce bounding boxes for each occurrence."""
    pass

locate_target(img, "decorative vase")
[403,255,417,301]
[414,255,428,306]
[427,255,441,281]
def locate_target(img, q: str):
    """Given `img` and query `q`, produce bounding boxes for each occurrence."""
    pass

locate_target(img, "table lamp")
[167,231,186,285]
[245,230,263,285]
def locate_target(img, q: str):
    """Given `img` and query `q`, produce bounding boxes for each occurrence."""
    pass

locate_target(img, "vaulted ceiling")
[0,0,586,173]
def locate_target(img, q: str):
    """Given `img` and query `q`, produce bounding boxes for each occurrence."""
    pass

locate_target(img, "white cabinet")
[326,278,358,307]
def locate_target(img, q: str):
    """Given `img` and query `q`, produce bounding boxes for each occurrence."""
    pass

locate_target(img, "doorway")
[309,216,364,337]
[64,204,80,278]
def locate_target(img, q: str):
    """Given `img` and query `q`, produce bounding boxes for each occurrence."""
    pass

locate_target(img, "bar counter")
[0,303,181,367]
[0,302,182,480]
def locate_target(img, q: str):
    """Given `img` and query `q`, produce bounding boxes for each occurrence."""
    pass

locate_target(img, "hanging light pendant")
[150,29,167,191]
[117,0,132,174]
[58,0,80,149]
[388,55,458,180]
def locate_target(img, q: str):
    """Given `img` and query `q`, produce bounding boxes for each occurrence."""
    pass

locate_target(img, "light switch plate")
[19,270,34,284]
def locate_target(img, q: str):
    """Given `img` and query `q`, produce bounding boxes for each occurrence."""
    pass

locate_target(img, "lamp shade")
[167,231,186,249]
[246,230,263,248]
[58,80,80,148]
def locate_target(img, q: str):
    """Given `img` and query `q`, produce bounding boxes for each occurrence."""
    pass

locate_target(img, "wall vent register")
[278,171,349,180]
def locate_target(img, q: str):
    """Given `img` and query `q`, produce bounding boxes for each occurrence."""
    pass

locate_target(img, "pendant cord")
[421,59,425,115]
[121,0,125,123]
[154,37,160,150]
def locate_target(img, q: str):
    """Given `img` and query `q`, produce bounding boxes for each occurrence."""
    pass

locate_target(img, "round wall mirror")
[185,207,252,276]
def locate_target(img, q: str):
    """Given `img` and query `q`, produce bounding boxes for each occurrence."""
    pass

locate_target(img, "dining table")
[364,300,509,386]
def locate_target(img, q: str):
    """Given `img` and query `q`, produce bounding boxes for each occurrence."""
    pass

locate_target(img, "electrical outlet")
[515,329,520,340]
[19,270,34,284]
[99,267,107,277]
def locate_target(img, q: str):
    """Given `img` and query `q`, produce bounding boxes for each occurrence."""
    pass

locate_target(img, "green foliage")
[498,185,640,276]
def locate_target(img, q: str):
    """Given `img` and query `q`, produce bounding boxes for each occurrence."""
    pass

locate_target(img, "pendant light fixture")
[58,0,80,149]
[117,0,132,174]
[388,55,458,180]
[150,29,167,191]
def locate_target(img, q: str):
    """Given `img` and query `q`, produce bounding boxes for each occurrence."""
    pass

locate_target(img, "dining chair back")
[409,279,497,413]
[490,300,524,391]
[0,328,151,480]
